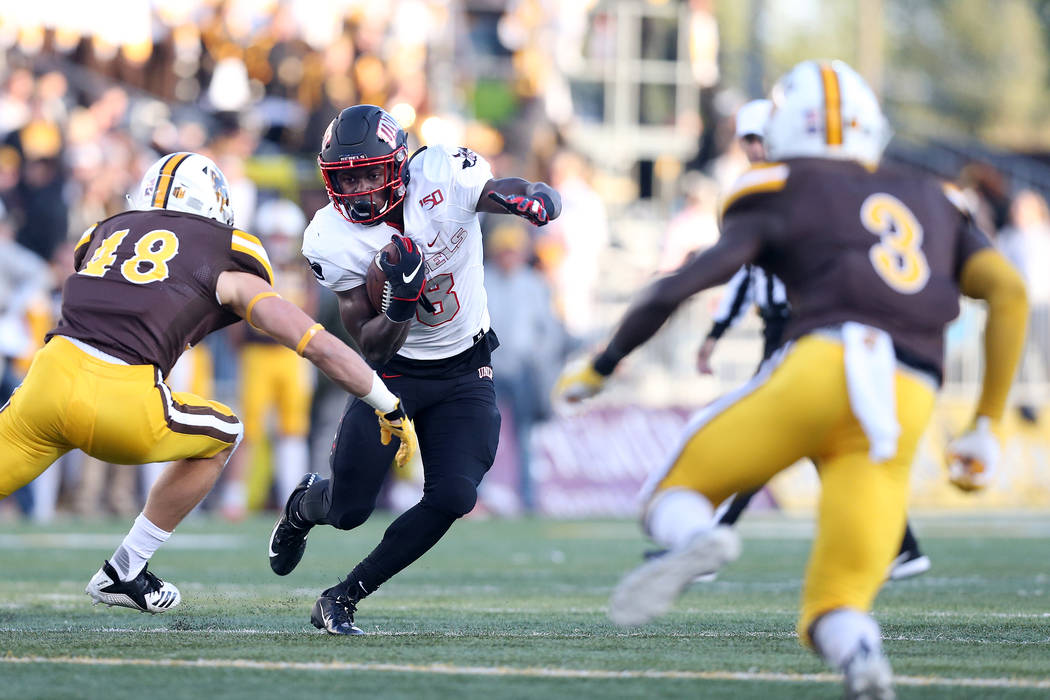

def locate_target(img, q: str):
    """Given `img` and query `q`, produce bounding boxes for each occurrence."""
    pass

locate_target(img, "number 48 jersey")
[49,208,274,377]
[303,144,493,361]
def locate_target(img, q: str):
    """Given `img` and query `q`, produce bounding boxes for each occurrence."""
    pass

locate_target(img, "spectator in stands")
[998,189,1050,422]
[9,99,67,261]
[540,150,609,341]
[221,199,316,518]
[657,170,720,273]
[484,221,563,512]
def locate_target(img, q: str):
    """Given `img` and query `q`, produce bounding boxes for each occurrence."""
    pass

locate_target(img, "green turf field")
[1,512,1048,699]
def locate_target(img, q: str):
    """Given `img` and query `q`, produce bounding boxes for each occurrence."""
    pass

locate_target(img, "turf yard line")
[3,655,1049,690]
[0,534,248,550]
[2,627,1047,646]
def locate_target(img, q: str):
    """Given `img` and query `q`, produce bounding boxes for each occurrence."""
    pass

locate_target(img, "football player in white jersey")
[267,104,561,634]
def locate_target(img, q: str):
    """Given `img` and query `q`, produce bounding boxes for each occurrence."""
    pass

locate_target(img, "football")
[365,241,399,313]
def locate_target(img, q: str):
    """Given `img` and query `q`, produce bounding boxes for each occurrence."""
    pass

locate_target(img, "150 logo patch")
[419,189,444,210]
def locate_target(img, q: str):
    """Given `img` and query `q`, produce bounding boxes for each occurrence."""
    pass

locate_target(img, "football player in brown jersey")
[0,152,417,615]
[692,98,932,582]
[556,61,1028,699]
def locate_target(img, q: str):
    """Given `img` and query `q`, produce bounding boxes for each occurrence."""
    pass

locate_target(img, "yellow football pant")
[653,335,935,646]
[239,343,312,441]
[0,336,241,497]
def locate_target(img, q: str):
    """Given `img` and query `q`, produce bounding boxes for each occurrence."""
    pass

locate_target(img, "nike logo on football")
[403,257,423,283]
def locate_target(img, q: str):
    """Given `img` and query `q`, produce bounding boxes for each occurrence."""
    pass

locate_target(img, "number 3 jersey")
[720,157,990,380]
[49,209,274,376]
[302,144,493,363]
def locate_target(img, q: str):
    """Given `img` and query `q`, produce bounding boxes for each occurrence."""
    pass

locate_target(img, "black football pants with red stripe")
[298,369,500,600]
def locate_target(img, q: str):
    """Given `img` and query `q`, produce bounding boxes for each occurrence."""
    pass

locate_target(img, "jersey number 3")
[80,228,180,284]
[417,273,460,326]
[860,193,930,294]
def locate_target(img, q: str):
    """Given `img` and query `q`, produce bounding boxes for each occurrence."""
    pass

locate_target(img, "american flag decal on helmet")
[376,113,400,148]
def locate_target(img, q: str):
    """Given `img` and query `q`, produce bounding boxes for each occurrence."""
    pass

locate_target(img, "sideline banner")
[515,401,1050,517]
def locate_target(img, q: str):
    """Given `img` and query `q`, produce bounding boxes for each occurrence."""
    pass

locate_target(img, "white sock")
[275,436,309,501]
[644,488,715,549]
[810,607,883,670]
[109,512,172,581]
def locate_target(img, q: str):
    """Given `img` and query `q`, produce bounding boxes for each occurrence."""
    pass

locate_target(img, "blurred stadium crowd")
[1,0,1049,522]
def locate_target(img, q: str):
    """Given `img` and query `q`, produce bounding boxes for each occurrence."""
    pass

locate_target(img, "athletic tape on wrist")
[361,372,399,414]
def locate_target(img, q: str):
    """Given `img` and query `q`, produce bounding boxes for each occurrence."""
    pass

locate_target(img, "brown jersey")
[49,209,274,376]
[720,158,990,379]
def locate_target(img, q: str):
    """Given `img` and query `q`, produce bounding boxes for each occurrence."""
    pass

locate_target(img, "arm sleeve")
[959,247,1028,422]
[708,266,754,339]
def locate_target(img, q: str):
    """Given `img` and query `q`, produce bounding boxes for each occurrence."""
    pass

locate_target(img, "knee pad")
[423,475,479,518]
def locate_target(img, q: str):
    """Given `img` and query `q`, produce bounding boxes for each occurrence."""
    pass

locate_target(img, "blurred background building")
[2,0,1049,520]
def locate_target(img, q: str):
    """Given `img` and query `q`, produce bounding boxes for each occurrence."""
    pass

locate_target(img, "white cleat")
[844,645,896,700]
[85,560,181,614]
[608,526,740,627]
[887,551,931,581]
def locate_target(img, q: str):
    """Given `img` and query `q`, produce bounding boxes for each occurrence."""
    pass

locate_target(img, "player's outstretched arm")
[216,270,417,465]
[478,177,562,226]
[945,248,1028,491]
[554,226,762,403]
[959,248,1029,423]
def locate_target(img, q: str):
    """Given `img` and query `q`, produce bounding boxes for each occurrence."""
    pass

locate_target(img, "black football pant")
[299,369,500,597]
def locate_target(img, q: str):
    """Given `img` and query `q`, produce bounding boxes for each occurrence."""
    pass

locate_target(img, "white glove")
[946,417,999,492]
[554,357,607,403]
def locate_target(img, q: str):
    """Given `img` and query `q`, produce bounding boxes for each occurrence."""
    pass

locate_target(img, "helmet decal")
[322,119,334,151]
[818,62,843,146]
[376,112,401,149]
[151,152,191,209]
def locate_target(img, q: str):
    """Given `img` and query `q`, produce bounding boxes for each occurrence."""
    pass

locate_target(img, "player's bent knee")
[424,475,479,518]
[330,506,374,531]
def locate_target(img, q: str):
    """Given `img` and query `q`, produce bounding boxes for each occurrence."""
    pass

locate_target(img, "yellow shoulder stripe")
[231,229,275,285]
[720,163,789,218]
[74,223,98,253]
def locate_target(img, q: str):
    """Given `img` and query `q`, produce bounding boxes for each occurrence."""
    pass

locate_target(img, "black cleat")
[310,593,365,635]
[85,560,181,614]
[268,473,318,576]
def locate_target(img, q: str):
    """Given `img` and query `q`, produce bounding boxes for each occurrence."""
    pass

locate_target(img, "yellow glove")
[376,402,419,470]
[945,417,999,492]
[554,357,607,403]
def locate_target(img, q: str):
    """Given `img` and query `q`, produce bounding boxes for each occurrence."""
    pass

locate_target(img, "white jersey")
[302,144,493,361]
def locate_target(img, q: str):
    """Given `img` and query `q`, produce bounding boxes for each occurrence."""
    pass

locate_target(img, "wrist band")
[295,323,324,356]
[361,372,400,413]
[245,291,280,328]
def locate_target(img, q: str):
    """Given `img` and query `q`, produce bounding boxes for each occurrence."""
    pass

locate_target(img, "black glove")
[487,190,558,226]
[379,234,426,322]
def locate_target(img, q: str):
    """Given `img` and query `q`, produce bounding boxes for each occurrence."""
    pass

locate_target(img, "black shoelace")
[139,567,163,595]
